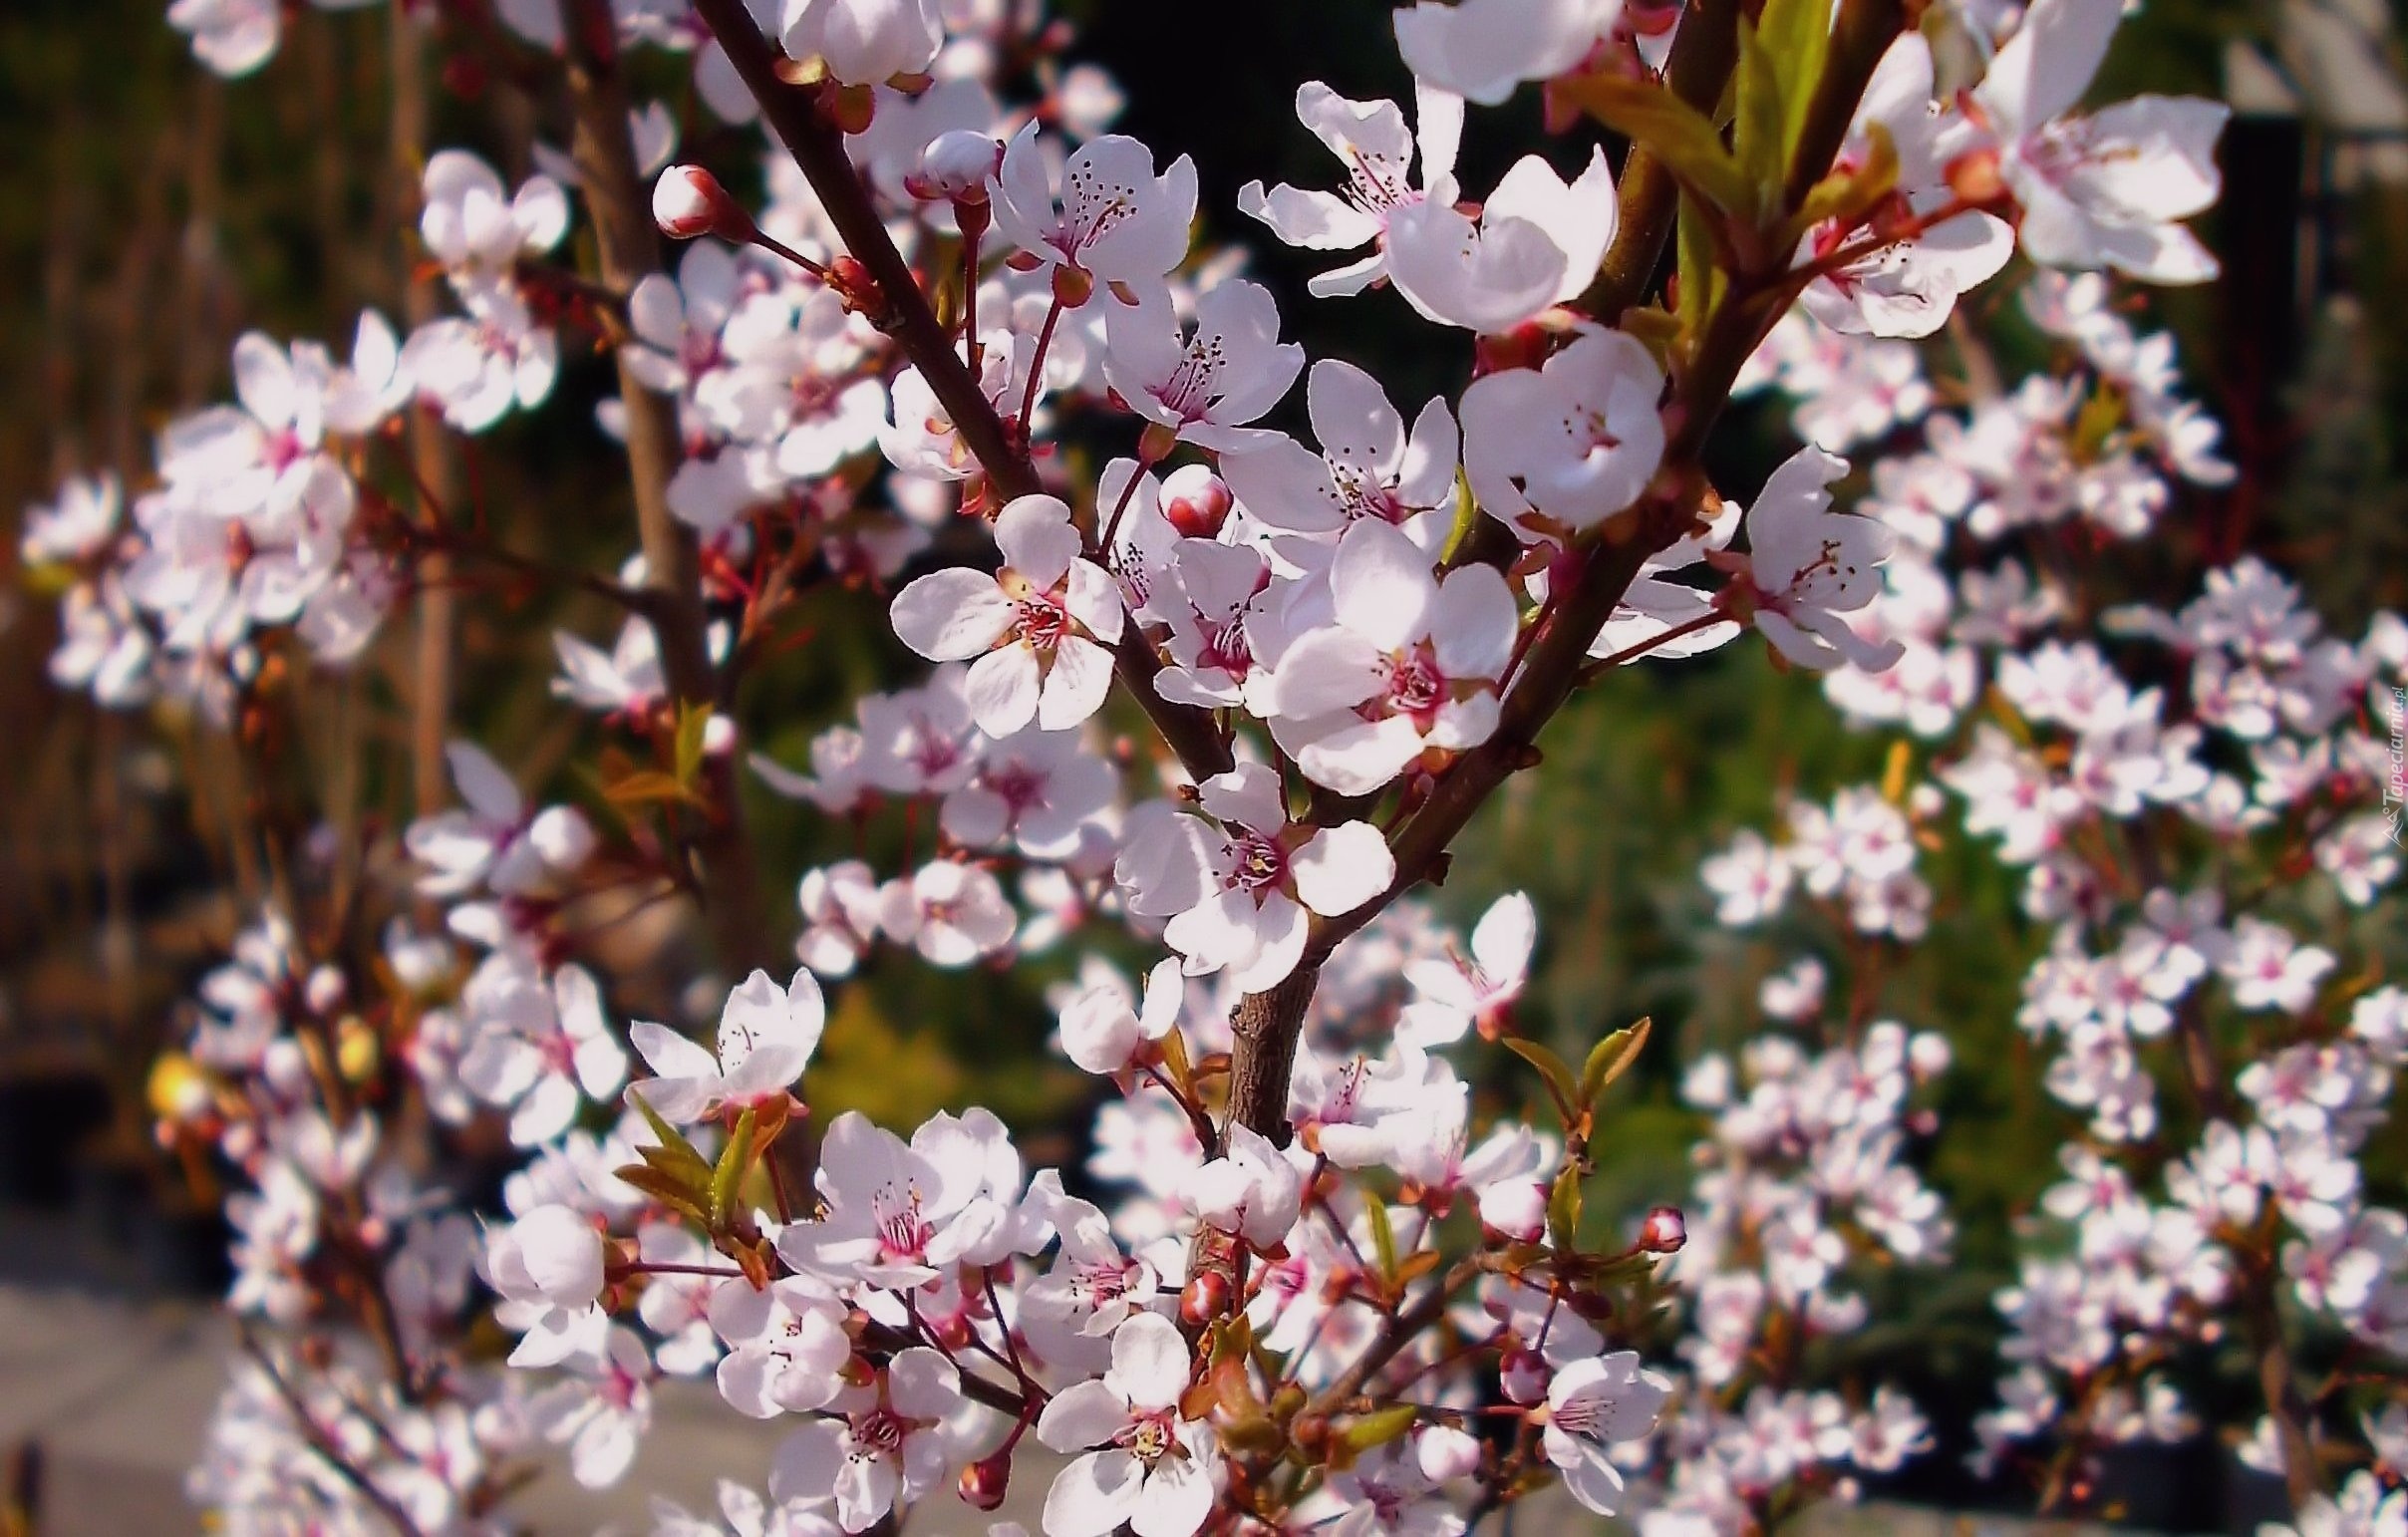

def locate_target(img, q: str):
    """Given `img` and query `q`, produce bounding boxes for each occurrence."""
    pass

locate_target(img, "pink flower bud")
[1501,1346,1550,1404]
[1477,1179,1548,1244]
[304,965,346,1016]
[1160,465,1233,539]
[904,130,1003,204]
[1641,1204,1687,1253]
[1415,1423,1483,1483]
[957,1451,1011,1511]
[653,164,746,242]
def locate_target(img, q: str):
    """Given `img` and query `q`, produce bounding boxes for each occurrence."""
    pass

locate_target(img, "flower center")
[1226,829,1287,892]
[1015,595,1070,653]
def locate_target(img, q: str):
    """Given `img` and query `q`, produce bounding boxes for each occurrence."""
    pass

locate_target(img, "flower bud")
[1416,1422,1483,1483]
[1641,1204,1688,1253]
[1180,1270,1231,1327]
[905,131,1004,204]
[652,164,750,242]
[304,965,346,1016]
[1160,465,1233,539]
[1501,1346,1549,1403]
[957,1450,1011,1510]
[1477,1179,1548,1244]
[1947,147,2006,207]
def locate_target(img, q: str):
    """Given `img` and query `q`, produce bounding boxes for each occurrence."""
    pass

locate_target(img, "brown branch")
[686,0,1235,785]
[561,0,773,973]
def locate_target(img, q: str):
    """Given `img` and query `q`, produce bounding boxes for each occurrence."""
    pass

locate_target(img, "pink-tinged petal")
[1308,358,1406,481]
[886,1346,962,1419]
[1220,434,1347,534]
[1230,893,1310,992]
[1164,887,1265,978]
[231,333,298,431]
[1198,762,1287,832]
[1331,518,1437,650]
[965,644,1044,736]
[1037,636,1115,731]
[445,740,523,822]
[1429,564,1519,680]
[1107,1312,1193,1410]
[1429,690,1501,751]
[1042,1449,1145,1537]
[1131,1452,1216,1537]
[767,1418,846,1507]
[1473,892,1538,979]
[1037,1381,1134,1452]
[1977,0,2119,132]
[996,493,1082,586]
[1291,821,1395,916]
[889,570,1013,661]
[1295,713,1427,795]
[1062,559,1126,642]
[1236,180,1380,250]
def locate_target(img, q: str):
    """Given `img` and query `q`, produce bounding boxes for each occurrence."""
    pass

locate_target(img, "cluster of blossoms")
[35,0,2403,1529]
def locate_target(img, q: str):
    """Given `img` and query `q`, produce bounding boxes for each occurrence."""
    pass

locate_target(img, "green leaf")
[615,1162,710,1224]
[1758,0,1834,162]
[711,1105,757,1228]
[1579,1017,1654,1107]
[1364,1193,1398,1281]
[1440,465,1482,564]
[1555,75,1754,215]
[674,702,711,790]
[1339,1404,1422,1453]
[1733,18,1786,214]
[628,1088,714,1185]
[1502,1037,1580,1123]
[1548,1164,1586,1252]
[1674,192,1724,336]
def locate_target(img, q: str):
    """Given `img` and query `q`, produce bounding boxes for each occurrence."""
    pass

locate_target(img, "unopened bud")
[1501,1346,1549,1404]
[1626,0,1683,34]
[653,164,751,243]
[1160,465,1233,538]
[1052,262,1094,308]
[1641,1204,1688,1253]
[957,1451,1011,1510]
[1416,1422,1483,1483]
[1180,1270,1231,1327]
[905,130,1004,204]
[826,255,887,322]
[304,965,346,1016]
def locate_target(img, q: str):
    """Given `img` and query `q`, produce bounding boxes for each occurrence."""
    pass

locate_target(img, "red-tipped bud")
[905,130,1004,205]
[1180,1271,1231,1327]
[1641,1204,1688,1253]
[826,256,887,322]
[957,1451,1011,1510]
[1160,465,1233,538]
[653,164,752,243]
[1501,1346,1549,1403]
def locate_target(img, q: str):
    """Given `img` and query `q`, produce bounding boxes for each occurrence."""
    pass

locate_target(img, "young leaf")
[1340,1404,1422,1453]
[673,701,711,790]
[1759,0,1835,161]
[1579,1017,1654,1106]
[627,1089,714,1184]
[1502,1037,1580,1123]
[1555,75,1755,216]
[1675,192,1725,338]
[1784,123,1899,247]
[711,1105,757,1228]
[1733,19,1787,213]
[615,1162,710,1225]
[1548,1164,1586,1251]
[1364,1192,1399,1281]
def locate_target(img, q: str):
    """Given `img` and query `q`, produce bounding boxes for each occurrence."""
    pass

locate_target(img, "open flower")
[1385,147,1618,335]
[990,128,1196,305]
[1462,327,1665,538]
[1220,358,1460,549]
[1036,1312,1219,1537]
[888,494,1124,736]
[1101,282,1304,453]
[1540,1352,1672,1514]
[628,967,825,1125]
[1255,519,1520,794]
[780,0,942,88]
[1971,0,2228,283]
[1237,81,1463,298]
[1117,763,1395,992]
[1392,0,1620,106]
[1727,447,1905,672]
